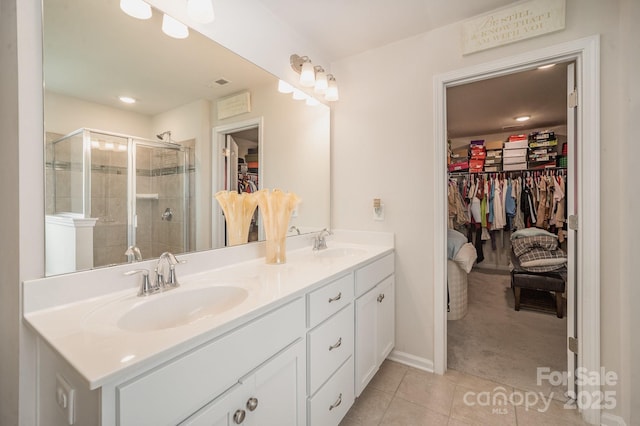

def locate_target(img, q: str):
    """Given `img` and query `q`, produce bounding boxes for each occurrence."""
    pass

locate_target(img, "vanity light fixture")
[305,96,320,107]
[120,0,152,20]
[299,58,316,87]
[515,115,531,122]
[292,88,307,100]
[278,80,295,94]
[162,14,189,39]
[314,67,328,94]
[187,0,215,24]
[325,75,339,102]
[290,54,339,101]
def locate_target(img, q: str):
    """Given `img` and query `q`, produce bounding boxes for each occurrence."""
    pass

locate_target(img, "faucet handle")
[124,269,157,297]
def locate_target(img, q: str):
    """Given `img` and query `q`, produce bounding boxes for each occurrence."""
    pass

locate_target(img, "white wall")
[330,0,635,423]
[214,83,331,233]
[45,92,153,137]
[1,1,43,425]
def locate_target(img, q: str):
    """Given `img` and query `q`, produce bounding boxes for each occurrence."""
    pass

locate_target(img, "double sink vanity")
[23,231,395,425]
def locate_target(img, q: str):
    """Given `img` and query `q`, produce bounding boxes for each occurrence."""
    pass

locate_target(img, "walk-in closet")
[444,62,574,400]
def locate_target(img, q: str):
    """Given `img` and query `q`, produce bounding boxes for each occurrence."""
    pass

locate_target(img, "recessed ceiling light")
[538,63,556,70]
[515,115,531,122]
[119,96,136,104]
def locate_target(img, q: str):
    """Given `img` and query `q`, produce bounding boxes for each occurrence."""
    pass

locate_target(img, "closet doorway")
[445,61,574,398]
[212,118,263,248]
[433,37,601,425]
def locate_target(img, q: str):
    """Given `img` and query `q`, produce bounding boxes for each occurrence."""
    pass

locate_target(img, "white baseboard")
[387,350,434,373]
[600,412,627,426]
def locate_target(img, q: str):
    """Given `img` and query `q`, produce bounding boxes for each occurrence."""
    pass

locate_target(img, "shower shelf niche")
[136,193,159,200]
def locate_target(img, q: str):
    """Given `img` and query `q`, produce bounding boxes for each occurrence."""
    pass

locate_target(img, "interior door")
[566,62,578,399]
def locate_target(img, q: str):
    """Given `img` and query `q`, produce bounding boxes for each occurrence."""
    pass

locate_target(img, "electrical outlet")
[56,374,75,425]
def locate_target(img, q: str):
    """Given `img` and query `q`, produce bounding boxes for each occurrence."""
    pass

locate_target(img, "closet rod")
[448,166,566,178]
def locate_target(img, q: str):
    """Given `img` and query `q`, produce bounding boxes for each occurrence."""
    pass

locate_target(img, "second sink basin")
[117,286,249,332]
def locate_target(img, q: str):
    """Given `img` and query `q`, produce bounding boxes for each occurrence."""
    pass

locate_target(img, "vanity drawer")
[116,298,305,426]
[355,253,394,297]
[308,357,354,426]
[307,273,354,328]
[308,304,354,395]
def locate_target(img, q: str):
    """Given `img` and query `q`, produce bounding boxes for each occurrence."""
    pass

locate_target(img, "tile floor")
[339,360,589,426]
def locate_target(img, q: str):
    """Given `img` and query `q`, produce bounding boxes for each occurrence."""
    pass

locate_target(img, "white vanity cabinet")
[114,298,305,426]
[354,253,395,396]
[306,273,355,425]
[182,339,306,426]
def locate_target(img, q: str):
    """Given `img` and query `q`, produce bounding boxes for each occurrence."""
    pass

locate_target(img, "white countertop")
[24,235,393,390]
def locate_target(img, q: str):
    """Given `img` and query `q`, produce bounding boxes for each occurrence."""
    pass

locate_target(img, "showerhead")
[157,130,172,141]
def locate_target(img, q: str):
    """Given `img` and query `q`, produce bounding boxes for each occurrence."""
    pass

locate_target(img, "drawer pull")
[377,293,385,303]
[328,337,342,351]
[329,393,343,411]
[328,292,342,303]
[246,397,258,412]
[233,409,246,424]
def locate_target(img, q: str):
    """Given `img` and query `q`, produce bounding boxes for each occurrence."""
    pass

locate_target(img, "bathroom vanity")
[23,231,394,425]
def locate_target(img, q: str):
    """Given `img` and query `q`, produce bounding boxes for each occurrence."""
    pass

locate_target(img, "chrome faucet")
[155,252,185,290]
[288,225,301,235]
[124,252,186,297]
[312,228,332,251]
[125,245,142,262]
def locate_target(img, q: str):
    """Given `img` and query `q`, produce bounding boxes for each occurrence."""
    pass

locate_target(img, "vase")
[214,191,258,246]
[254,189,300,264]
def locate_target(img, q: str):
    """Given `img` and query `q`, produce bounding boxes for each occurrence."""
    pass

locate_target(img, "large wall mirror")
[43,0,330,276]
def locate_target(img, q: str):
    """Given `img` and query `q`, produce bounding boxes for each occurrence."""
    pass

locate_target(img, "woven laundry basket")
[447,259,468,320]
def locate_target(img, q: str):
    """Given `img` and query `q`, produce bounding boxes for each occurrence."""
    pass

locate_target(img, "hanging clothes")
[493,177,506,230]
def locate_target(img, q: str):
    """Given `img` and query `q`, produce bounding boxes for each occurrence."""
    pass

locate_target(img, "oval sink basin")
[117,286,248,332]
[313,247,367,259]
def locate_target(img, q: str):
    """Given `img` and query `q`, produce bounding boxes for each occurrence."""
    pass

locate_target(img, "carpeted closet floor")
[447,269,568,401]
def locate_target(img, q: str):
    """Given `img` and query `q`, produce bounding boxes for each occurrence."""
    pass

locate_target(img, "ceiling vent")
[208,78,231,87]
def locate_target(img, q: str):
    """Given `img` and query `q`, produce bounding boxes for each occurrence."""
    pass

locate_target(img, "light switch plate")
[56,373,75,425]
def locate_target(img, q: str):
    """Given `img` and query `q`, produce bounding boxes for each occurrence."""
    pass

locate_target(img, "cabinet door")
[376,276,395,362]
[182,340,305,426]
[355,286,378,396]
[180,382,250,426]
[249,339,306,426]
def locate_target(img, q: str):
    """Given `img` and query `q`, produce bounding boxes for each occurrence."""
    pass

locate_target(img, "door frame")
[212,118,263,248]
[433,36,600,424]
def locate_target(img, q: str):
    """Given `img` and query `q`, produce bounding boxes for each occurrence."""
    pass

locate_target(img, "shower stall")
[45,128,192,275]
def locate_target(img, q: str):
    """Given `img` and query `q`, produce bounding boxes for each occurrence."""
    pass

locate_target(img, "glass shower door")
[133,141,189,260]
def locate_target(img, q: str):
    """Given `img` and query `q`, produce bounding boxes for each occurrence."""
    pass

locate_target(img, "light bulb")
[187,0,215,24]
[299,60,315,87]
[278,80,294,94]
[314,68,328,94]
[120,0,152,20]
[162,14,189,39]
[292,89,306,100]
[325,75,339,102]
[119,96,136,104]
[306,96,320,106]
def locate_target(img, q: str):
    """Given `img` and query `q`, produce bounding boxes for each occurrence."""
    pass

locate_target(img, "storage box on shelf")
[469,140,486,174]
[528,130,559,169]
[502,135,528,171]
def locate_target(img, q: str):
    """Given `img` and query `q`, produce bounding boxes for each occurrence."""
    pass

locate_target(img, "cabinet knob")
[328,292,342,303]
[246,397,259,412]
[329,393,343,411]
[328,337,342,351]
[233,409,246,424]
